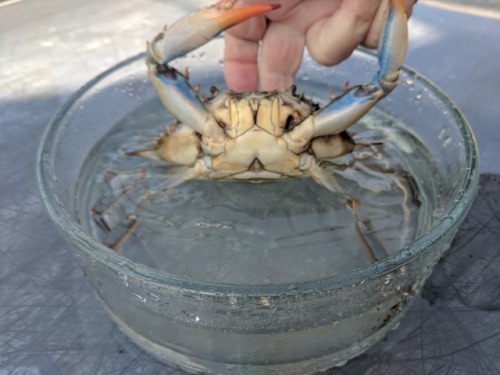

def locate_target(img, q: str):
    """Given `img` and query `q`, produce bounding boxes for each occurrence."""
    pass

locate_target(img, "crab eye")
[285,112,303,132]
[284,115,295,132]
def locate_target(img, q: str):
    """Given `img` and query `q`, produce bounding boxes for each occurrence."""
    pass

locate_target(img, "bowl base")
[101,298,404,375]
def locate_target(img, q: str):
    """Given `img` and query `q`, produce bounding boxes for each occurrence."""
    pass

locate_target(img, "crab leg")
[92,165,205,251]
[102,200,144,251]
[146,1,279,133]
[307,158,389,262]
[285,0,407,147]
[91,169,147,232]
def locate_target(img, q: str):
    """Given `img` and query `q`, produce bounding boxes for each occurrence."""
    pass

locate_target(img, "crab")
[92,0,416,261]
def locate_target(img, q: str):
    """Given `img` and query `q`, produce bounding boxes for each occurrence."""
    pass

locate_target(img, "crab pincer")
[147,1,280,65]
[284,0,408,150]
[145,1,280,135]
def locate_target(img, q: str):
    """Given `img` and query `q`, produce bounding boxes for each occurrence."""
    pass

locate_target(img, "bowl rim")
[37,51,479,297]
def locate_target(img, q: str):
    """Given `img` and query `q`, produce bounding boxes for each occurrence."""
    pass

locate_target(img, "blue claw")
[149,64,207,134]
[146,1,280,134]
[313,85,384,137]
[377,0,409,93]
[147,2,280,66]
[291,0,408,140]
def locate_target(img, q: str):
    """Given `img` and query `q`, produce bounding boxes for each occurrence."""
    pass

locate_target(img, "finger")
[224,14,267,91]
[224,34,260,91]
[258,0,340,90]
[259,23,305,91]
[306,0,382,66]
[363,0,415,48]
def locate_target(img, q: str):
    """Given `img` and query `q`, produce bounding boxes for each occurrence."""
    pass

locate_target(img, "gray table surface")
[1,1,499,374]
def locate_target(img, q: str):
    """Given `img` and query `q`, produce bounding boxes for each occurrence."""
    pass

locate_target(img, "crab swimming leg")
[307,159,389,262]
[146,1,280,134]
[93,166,200,251]
[284,0,407,150]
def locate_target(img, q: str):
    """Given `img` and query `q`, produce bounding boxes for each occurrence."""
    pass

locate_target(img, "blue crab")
[93,0,415,260]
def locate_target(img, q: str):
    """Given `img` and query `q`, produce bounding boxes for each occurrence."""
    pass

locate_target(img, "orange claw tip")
[212,3,281,29]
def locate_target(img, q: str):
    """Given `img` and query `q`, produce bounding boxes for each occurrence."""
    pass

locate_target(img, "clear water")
[76,85,438,285]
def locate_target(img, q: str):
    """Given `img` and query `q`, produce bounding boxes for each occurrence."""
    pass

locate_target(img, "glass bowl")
[37,38,479,375]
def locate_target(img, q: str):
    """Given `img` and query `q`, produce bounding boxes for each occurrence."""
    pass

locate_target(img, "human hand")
[224,0,415,92]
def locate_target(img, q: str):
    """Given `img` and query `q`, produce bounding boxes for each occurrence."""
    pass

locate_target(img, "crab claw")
[145,1,280,136]
[377,0,408,92]
[147,1,280,66]
[283,0,408,152]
